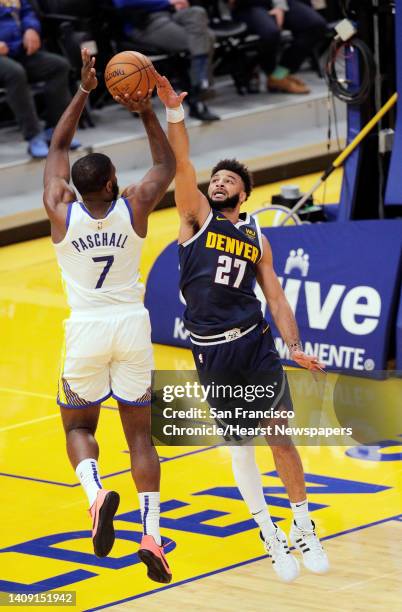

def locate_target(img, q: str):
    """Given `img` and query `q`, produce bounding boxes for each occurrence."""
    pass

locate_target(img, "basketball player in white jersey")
[42,49,174,584]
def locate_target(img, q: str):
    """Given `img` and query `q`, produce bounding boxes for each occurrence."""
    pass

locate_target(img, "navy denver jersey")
[179,208,264,335]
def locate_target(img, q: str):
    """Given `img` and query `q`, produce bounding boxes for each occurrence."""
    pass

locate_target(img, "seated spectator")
[230,0,327,94]
[113,0,220,121]
[0,0,80,158]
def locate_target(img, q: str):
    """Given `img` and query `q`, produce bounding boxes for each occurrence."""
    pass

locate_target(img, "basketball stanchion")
[279,92,398,226]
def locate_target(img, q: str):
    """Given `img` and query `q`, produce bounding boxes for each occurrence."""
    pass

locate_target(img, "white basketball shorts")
[57,304,153,408]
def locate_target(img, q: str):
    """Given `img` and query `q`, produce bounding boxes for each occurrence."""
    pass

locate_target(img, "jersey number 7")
[92,256,114,289]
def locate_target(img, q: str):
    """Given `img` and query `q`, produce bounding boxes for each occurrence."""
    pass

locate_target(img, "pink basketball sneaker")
[138,535,172,583]
[89,489,120,557]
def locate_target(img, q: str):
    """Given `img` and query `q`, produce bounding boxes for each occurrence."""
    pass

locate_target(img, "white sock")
[230,445,276,540]
[75,458,102,507]
[139,492,161,546]
[290,499,313,530]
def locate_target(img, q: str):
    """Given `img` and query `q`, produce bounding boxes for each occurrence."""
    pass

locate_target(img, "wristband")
[166,104,185,123]
[80,84,90,94]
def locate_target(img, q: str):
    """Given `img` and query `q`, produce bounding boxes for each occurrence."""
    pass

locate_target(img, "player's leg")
[117,398,171,584]
[230,444,276,537]
[267,434,307,506]
[61,403,101,470]
[266,407,329,574]
[111,309,171,583]
[192,327,299,582]
[61,404,120,558]
[58,316,119,558]
[117,401,161,540]
[247,324,329,574]
[230,444,300,582]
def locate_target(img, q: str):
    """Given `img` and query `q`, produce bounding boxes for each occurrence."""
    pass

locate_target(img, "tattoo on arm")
[287,340,303,355]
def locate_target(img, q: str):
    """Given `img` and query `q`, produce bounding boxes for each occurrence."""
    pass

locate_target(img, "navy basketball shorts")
[192,321,294,443]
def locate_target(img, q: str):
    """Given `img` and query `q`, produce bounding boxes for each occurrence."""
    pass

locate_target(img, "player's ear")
[105,180,113,193]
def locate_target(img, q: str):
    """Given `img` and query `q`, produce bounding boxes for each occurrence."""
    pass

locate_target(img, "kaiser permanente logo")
[256,248,379,371]
[285,248,310,276]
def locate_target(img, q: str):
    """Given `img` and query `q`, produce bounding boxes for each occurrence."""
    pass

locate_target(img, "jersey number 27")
[215,255,246,288]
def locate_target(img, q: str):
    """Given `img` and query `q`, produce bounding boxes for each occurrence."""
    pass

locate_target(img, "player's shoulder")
[239,211,259,229]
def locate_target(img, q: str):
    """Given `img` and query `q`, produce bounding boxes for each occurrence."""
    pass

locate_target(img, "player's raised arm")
[43,49,97,236]
[256,235,325,372]
[154,71,211,242]
[115,92,176,238]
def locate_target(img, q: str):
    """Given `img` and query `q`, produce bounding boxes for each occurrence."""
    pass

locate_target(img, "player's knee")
[230,444,255,466]
[65,424,97,437]
[269,439,294,454]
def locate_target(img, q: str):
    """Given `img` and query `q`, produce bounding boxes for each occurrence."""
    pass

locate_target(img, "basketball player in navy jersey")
[42,50,174,583]
[155,72,329,582]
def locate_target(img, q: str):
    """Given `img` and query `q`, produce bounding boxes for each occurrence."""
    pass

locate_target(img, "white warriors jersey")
[54,198,144,311]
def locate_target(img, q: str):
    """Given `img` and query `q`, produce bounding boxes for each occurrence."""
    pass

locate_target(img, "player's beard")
[207,193,240,211]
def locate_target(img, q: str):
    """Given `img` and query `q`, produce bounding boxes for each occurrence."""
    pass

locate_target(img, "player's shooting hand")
[153,68,188,109]
[291,350,326,372]
[81,48,98,91]
[114,91,153,114]
[23,29,41,56]
[0,41,9,55]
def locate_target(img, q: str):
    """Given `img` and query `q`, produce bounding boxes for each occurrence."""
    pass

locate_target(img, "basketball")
[104,51,156,100]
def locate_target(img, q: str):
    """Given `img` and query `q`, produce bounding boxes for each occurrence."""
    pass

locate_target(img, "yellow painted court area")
[1,171,402,611]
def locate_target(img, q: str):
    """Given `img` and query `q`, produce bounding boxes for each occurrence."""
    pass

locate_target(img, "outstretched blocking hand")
[153,69,188,109]
[291,350,325,372]
[81,48,98,92]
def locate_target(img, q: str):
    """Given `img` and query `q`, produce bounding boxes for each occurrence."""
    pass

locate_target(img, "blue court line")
[0,473,76,488]
[157,445,220,464]
[100,445,220,482]
[84,512,402,612]
[0,446,219,488]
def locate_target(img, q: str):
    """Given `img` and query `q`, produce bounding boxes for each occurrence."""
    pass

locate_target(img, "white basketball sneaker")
[290,520,330,574]
[261,526,300,583]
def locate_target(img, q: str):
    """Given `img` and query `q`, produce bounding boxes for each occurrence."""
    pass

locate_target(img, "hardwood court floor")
[2,171,402,611]
[111,521,402,612]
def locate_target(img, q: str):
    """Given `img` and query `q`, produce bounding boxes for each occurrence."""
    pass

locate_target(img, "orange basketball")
[104,51,156,100]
